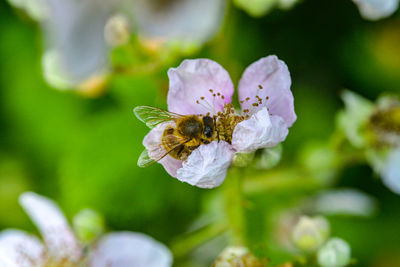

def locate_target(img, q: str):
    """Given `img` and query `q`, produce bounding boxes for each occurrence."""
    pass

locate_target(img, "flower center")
[369,105,400,147]
[215,103,244,144]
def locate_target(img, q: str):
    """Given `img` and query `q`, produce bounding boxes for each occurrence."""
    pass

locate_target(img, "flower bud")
[232,152,255,167]
[317,237,351,267]
[253,145,282,170]
[104,14,131,47]
[291,216,330,252]
[73,209,105,244]
[213,246,265,267]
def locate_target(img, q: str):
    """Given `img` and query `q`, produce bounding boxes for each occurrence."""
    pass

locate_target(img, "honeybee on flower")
[134,56,296,188]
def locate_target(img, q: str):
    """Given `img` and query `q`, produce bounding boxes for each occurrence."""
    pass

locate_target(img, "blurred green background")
[0,0,399,266]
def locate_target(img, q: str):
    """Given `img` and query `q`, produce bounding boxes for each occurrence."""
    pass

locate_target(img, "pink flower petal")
[143,123,182,177]
[176,141,234,188]
[232,108,289,152]
[19,192,82,261]
[238,55,296,127]
[167,59,234,115]
[0,229,45,267]
[89,232,172,267]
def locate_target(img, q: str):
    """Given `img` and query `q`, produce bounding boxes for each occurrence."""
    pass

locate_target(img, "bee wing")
[137,137,190,168]
[134,106,183,129]
[137,149,159,168]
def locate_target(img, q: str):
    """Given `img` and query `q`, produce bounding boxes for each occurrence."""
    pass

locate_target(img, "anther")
[258,85,263,89]
[196,100,199,104]
[209,89,213,93]
[217,92,220,96]
[252,103,259,107]
[245,97,250,101]
[200,96,205,100]
[243,109,249,113]
[221,95,225,99]
[266,96,269,100]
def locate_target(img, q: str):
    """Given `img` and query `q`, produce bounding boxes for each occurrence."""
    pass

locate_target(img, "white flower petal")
[43,0,113,85]
[131,0,226,44]
[352,0,399,20]
[312,189,377,217]
[42,49,74,90]
[238,55,296,127]
[19,192,81,261]
[0,229,44,267]
[382,148,400,194]
[89,232,172,267]
[168,59,234,115]
[338,90,374,148]
[176,141,234,188]
[143,123,183,177]
[232,108,288,152]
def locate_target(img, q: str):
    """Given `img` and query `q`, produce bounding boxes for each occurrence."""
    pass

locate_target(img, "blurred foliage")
[1,0,400,266]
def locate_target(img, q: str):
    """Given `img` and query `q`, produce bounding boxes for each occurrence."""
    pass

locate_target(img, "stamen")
[258,85,263,89]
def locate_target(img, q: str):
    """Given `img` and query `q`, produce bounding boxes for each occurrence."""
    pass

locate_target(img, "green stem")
[170,221,228,259]
[243,168,323,195]
[224,167,246,246]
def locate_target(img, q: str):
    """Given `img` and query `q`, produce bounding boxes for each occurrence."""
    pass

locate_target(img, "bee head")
[202,116,214,142]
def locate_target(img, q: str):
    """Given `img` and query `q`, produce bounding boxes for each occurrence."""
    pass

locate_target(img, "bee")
[134,106,217,167]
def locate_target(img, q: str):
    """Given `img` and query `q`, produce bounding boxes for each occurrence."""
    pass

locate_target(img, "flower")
[8,0,226,91]
[0,192,172,267]
[352,0,399,21]
[338,91,400,194]
[139,55,296,188]
[317,238,351,267]
[291,216,330,252]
